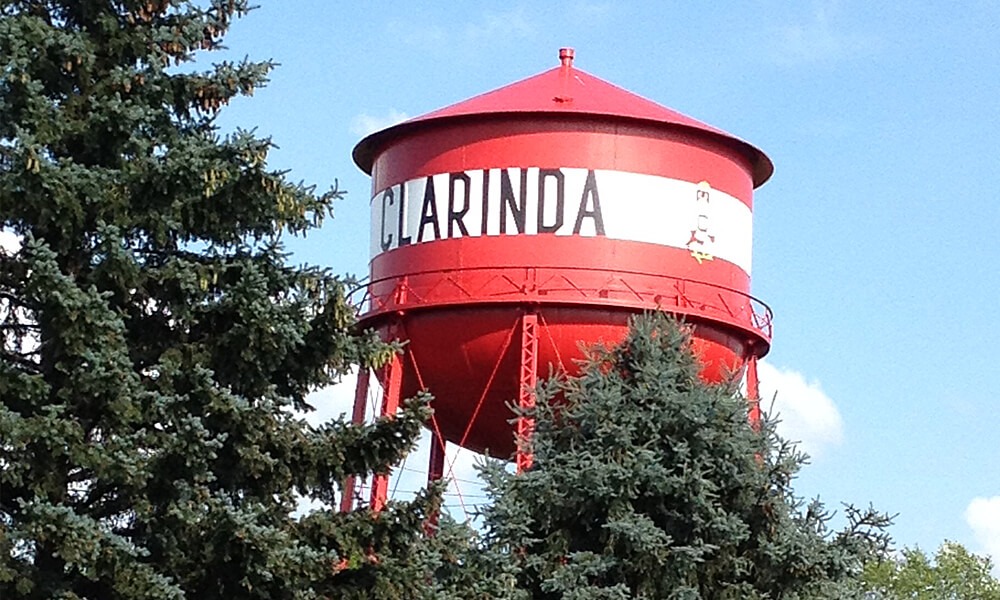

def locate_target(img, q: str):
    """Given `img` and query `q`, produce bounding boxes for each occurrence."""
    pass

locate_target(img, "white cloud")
[349,109,410,138]
[463,8,535,42]
[755,361,844,459]
[0,229,21,254]
[301,371,360,426]
[389,7,534,51]
[767,3,877,66]
[966,496,1000,574]
[572,2,613,21]
[387,21,449,49]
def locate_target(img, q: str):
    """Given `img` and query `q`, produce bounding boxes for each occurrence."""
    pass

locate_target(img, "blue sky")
[206,1,1000,562]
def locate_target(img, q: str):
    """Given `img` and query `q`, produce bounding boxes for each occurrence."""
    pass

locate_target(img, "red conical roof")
[353,49,773,186]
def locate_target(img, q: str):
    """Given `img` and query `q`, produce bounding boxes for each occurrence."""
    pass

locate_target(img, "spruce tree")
[0,2,435,597]
[476,314,892,599]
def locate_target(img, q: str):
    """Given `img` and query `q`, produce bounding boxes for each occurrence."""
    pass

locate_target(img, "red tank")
[352,49,772,463]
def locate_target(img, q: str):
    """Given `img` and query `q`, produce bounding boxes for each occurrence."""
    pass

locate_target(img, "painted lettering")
[417,176,440,243]
[573,169,605,235]
[500,168,527,234]
[380,187,394,251]
[537,168,565,233]
[448,172,471,238]
[397,183,411,247]
[480,169,490,235]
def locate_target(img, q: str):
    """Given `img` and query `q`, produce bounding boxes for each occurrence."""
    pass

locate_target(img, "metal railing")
[349,266,773,340]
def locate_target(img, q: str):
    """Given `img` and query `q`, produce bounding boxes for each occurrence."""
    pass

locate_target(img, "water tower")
[341,49,772,512]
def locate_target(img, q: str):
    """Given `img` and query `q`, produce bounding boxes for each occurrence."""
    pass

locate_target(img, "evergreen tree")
[475,314,892,599]
[0,1,436,597]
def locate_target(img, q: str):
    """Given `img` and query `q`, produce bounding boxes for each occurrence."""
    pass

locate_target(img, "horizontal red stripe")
[369,118,756,208]
[371,235,750,288]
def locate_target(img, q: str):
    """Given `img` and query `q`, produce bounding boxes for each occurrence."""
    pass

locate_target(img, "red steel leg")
[425,430,447,533]
[515,312,539,473]
[339,369,371,512]
[746,354,761,431]
[428,431,446,484]
[370,351,403,512]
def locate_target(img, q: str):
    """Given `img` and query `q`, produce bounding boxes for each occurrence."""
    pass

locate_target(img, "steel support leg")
[515,312,539,473]
[370,351,403,512]
[428,431,446,484]
[746,355,761,430]
[339,369,371,512]
[424,431,447,534]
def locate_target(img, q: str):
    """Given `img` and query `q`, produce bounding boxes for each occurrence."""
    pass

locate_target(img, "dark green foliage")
[475,314,892,599]
[0,1,437,597]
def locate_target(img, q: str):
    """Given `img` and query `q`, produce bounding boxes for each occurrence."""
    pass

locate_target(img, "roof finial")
[559,47,575,67]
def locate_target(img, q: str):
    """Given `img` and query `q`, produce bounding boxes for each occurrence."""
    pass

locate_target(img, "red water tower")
[341,49,773,512]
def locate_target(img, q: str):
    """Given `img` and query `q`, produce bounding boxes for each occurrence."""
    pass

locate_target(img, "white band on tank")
[370,167,753,274]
